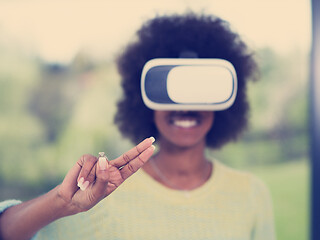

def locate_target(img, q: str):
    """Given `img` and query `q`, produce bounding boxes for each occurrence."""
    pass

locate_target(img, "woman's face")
[154,111,214,148]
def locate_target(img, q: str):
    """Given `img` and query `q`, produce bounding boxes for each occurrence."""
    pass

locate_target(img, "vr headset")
[141,58,237,111]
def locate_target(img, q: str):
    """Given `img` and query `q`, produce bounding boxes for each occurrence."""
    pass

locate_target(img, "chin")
[161,135,207,149]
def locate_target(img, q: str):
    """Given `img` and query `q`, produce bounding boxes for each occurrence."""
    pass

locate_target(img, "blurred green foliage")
[250,159,309,240]
[0,40,310,239]
[0,47,132,189]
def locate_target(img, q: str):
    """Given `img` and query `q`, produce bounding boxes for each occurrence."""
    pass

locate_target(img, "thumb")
[92,154,110,197]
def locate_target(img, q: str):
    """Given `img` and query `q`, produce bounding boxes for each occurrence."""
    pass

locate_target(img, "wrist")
[50,186,76,218]
[54,185,86,217]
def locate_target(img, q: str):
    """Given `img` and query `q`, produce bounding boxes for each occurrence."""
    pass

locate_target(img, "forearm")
[0,186,70,240]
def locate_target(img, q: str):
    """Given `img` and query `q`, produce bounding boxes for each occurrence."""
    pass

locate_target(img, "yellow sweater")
[37,160,275,240]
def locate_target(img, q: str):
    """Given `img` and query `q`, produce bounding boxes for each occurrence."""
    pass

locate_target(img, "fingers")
[59,154,97,198]
[111,137,155,168]
[76,154,97,191]
[76,137,155,194]
[59,161,83,199]
[120,145,155,180]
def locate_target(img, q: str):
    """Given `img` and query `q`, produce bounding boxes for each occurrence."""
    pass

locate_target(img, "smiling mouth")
[168,112,201,129]
[173,119,197,128]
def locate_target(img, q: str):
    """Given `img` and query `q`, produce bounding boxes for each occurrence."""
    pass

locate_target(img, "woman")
[0,13,275,240]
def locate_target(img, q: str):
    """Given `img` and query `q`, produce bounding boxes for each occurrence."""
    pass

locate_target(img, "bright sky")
[0,0,312,63]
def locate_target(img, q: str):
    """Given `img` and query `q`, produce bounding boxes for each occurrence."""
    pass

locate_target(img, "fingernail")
[149,136,156,143]
[77,177,84,188]
[98,156,108,170]
[80,181,90,191]
[151,145,156,151]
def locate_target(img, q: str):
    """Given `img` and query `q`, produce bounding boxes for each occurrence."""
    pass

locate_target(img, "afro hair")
[114,13,258,149]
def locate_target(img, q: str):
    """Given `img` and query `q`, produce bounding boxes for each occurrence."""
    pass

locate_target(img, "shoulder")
[213,160,270,197]
[213,160,274,217]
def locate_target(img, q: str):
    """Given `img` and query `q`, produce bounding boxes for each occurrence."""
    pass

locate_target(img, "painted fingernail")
[98,156,108,170]
[151,145,156,151]
[149,136,155,143]
[80,181,90,191]
[77,177,84,188]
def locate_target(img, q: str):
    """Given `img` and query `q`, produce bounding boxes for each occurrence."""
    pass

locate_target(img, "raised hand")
[0,138,155,240]
[57,137,155,215]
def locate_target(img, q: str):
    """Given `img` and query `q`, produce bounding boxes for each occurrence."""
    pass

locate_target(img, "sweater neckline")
[138,159,223,203]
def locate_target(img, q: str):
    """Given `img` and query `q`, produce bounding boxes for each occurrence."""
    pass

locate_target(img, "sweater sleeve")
[0,200,22,214]
[250,176,276,240]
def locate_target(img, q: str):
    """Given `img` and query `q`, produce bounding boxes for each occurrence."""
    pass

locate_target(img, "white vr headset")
[141,58,237,111]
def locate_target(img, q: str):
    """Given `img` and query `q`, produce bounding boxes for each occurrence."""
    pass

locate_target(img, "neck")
[143,138,212,191]
[156,140,208,175]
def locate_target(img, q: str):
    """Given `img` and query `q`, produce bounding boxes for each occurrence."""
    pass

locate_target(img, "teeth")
[173,120,197,128]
